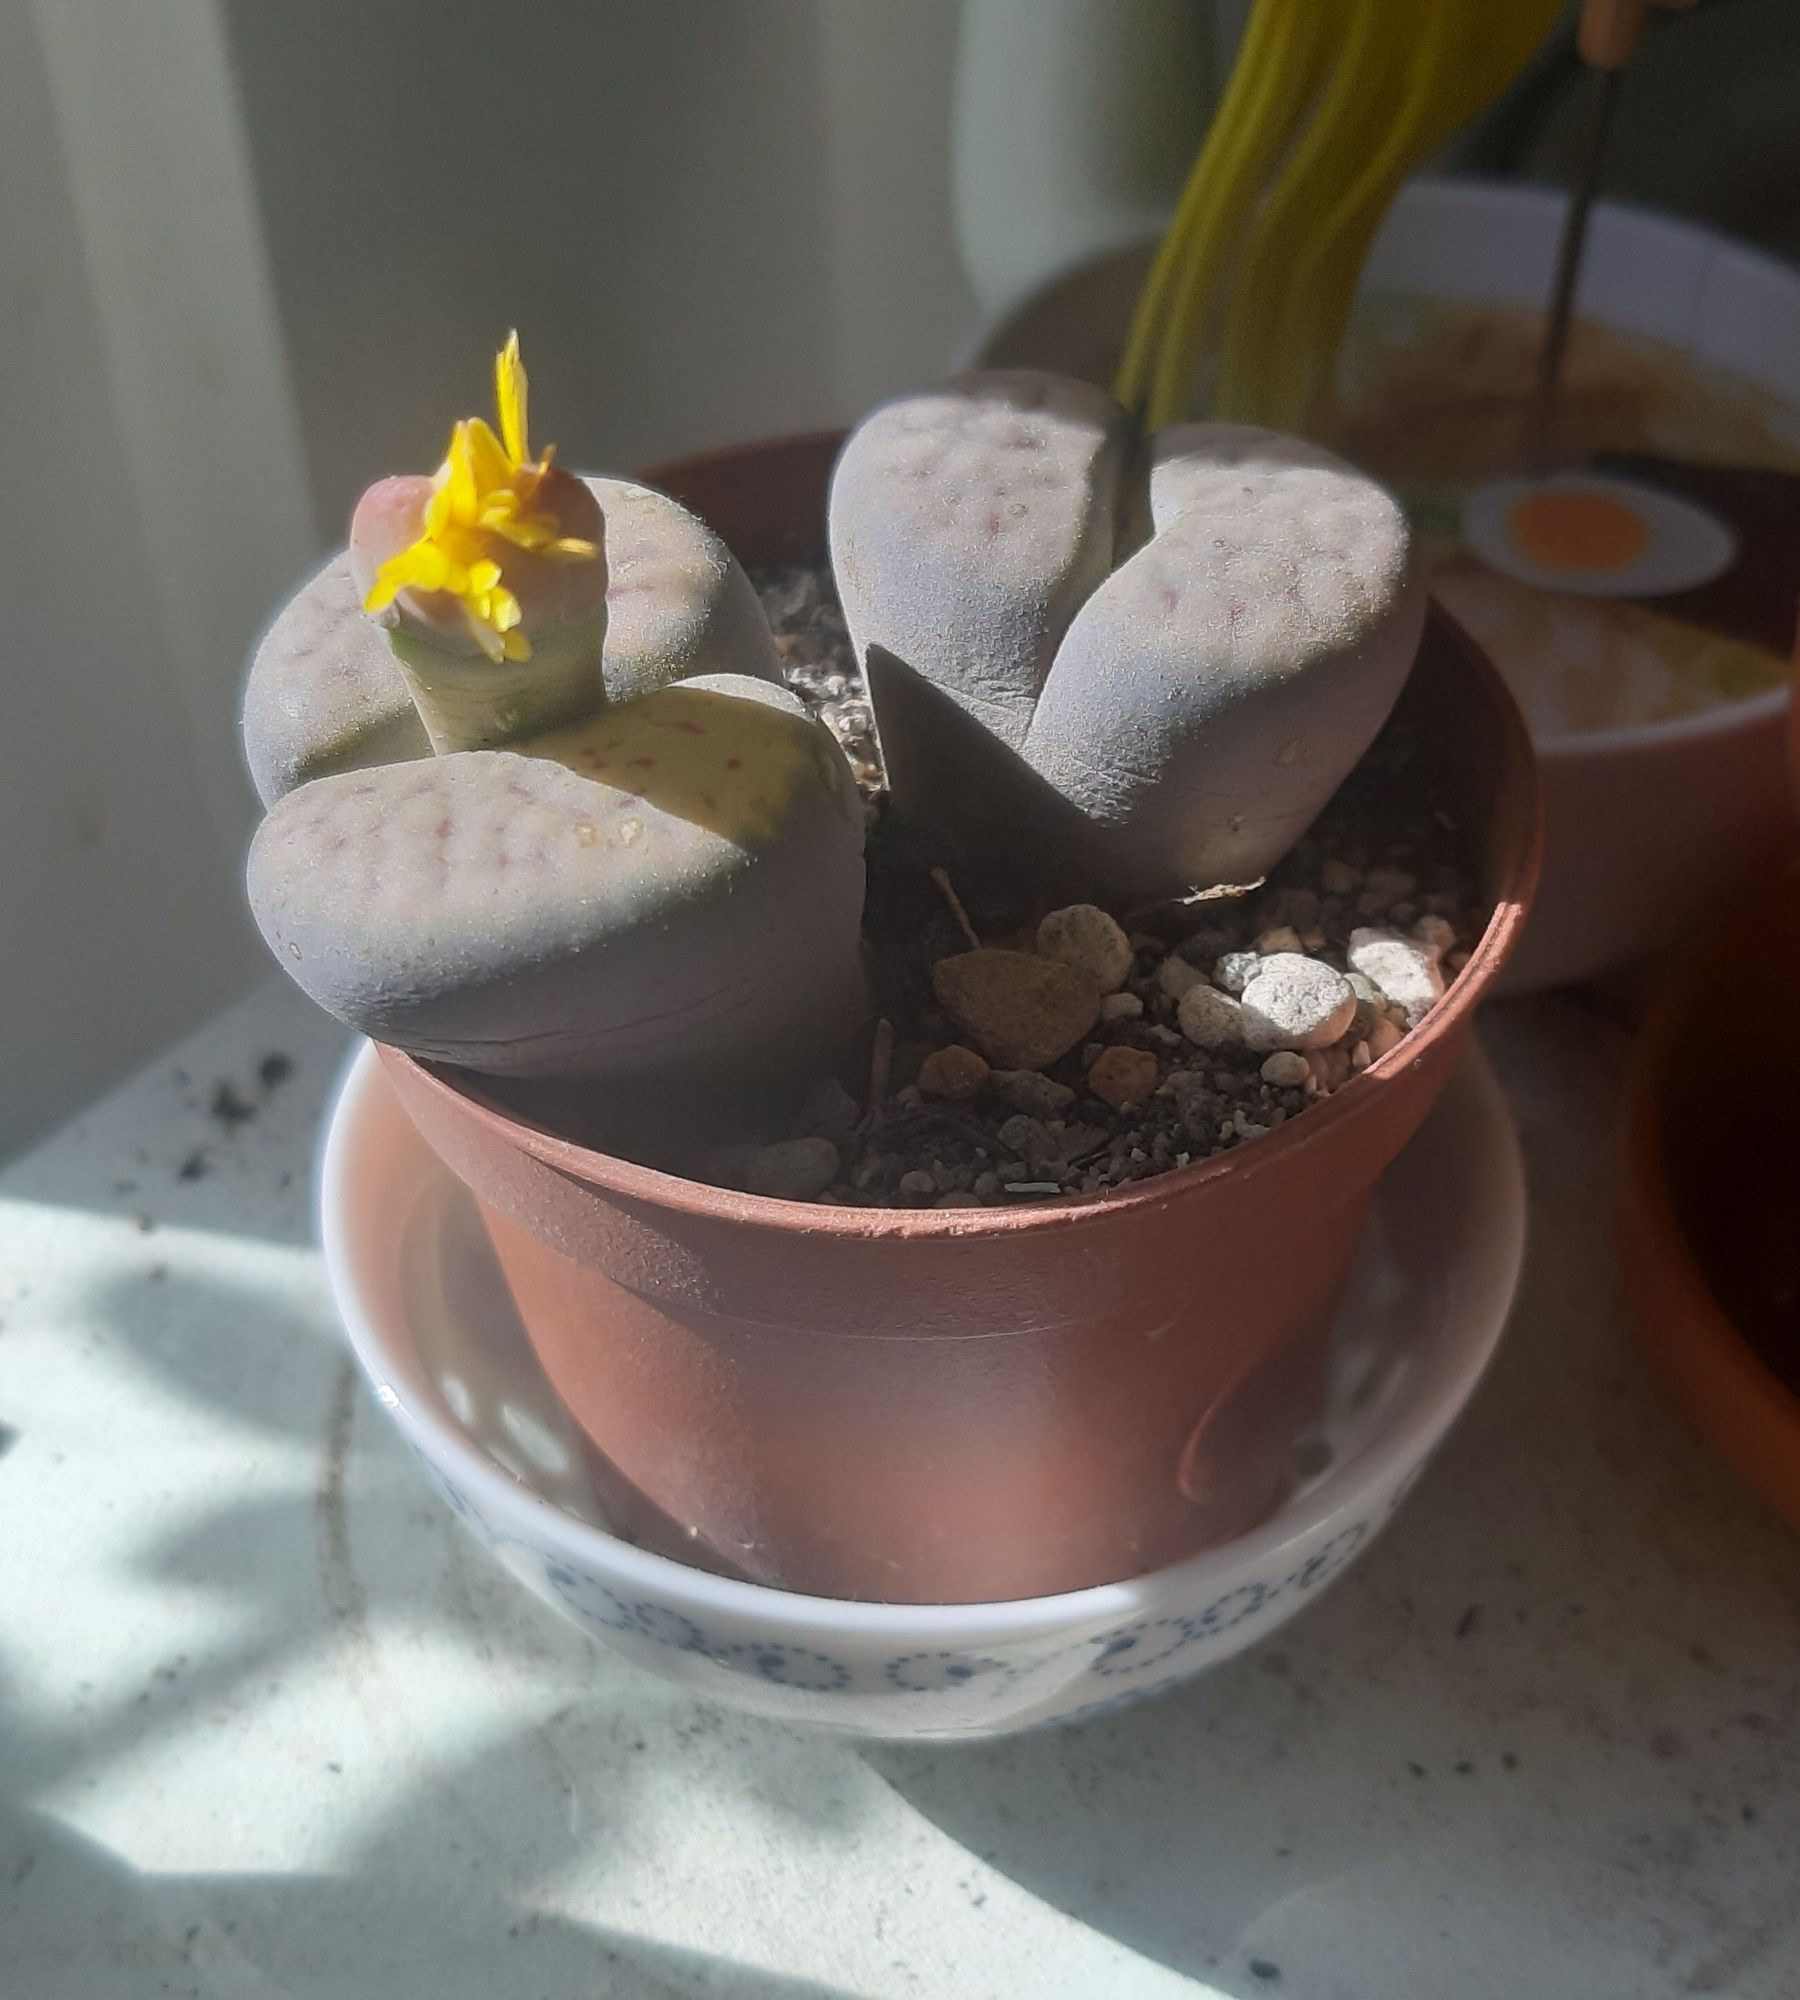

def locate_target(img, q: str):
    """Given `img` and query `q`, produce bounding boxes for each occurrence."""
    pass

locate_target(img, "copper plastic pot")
[380,432,1540,1604]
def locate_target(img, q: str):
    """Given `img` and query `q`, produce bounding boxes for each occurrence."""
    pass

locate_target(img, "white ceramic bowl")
[965,178,1800,995]
[319,1041,1525,1739]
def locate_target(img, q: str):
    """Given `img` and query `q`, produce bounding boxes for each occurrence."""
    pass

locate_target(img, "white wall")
[3,0,975,1160]
[1,2,271,1160]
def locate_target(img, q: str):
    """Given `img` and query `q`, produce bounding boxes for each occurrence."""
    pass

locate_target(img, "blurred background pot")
[378,429,1539,1606]
[965,179,1800,995]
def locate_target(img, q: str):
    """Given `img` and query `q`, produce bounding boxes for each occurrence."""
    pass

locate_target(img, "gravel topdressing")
[688,563,1492,1209]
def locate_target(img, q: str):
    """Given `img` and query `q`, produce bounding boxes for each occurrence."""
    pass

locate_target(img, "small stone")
[1177,984,1245,1049]
[1345,971,1384,1038]
[1364,866,1417,903]
[1253,925,1304,956]
[1300,927,1328,952]
[1212,950,1262,995]
[1412,914,1457,961]
[891,1084,925,1112]
[1350,1039,1373,1071]
[971,1171,1001,1199]
[1366,1015,1404,1059]
[1259,1051,1310,1088]
[997,1113,1061,1168]
[1321,858,1361,896]
[743,1137,840,1201]
[1446,948,1471,974]
[1146,1023,1184,1049]
[1099,990,1144,1023]
[1308,1045,1351,1092]
[1347,927,1446,1030]
[1155,955,1207,1001]
[897,1169,938,1200]
[797,1075,860,1140]
[1035,904,1133,993]
[918,1044,990,1100]
[932,948,1100,1071]
[935,1190,983,1209]
[1087,1045,1159,1109]
[992,1068,1077,1118]
[1238,954,1357,1052]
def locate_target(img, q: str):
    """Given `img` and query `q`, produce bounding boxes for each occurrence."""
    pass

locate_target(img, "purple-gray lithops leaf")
[241,479,781,804]
[246,674,866,1092]
[1024,423,1423,905]
[583,477,783,700]
[241,554,429,808]
[829,370,1132,760]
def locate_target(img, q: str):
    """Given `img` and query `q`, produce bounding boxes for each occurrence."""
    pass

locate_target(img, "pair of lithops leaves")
[829,370,1424,912]
[245,368,1419,1111]
[244,474,868,1127]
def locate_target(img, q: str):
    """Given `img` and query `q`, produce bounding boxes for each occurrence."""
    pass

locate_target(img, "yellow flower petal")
[364,336,594,662]
[494,329,529,465]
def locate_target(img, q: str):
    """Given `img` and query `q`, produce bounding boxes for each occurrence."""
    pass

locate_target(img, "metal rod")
[1523,63,1625,472]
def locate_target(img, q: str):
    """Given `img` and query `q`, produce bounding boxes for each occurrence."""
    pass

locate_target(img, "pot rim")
[322,1041,1524,1638]
[386,594,1539,1237]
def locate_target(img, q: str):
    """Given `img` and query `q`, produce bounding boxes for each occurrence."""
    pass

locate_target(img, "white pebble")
[1212,950,1262,994]
[1260,1051,1310,1087]
[1238,954,1357,1052]
[1347,927,1446,1030]
[1156,955,1206,1001]
[1036,904,1133,992]
[1177,983,1244,1049]
[1099,990,1144,1022]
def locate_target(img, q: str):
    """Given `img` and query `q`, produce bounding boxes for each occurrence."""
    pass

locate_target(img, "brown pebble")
[897,1169,937,1200]
[1087,1045,1159,1110]
[918,1044,990,1101]
[931,948,1101,1071]
[1035,904,1132,992]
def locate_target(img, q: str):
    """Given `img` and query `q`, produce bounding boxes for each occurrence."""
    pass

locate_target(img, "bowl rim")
[319,1038,1524,1644]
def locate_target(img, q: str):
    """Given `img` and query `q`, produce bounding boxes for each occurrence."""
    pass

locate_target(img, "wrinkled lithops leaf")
[241,554,428,808]
[587,477,782,699]
[241,477,780,803]
[1024,423,1422,904]
[829,369,1132,757]
[247,675,865,1083]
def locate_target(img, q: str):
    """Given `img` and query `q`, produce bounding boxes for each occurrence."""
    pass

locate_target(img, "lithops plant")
[245,338,866,1133]
[830,369,1424,909]
[242,346,782,805]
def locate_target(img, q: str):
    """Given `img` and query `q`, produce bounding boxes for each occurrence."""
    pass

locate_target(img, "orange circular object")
[1506,488,1650,575]
[1619,863,1800,1536]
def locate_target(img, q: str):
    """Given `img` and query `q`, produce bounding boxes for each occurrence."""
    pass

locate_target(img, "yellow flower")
[363,333,599,662]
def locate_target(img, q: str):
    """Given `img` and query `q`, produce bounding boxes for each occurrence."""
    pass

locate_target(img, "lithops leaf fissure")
[829,369,1132,752]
